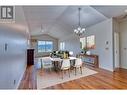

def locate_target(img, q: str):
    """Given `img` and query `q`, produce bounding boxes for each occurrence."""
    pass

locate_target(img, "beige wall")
[31,34,58,57]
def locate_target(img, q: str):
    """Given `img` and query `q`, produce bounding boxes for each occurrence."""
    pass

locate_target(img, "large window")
[38,41,53,52]
[87,35,95,49]
[80,37,86,49]
[60,42,65,50]
[80,35,95,50]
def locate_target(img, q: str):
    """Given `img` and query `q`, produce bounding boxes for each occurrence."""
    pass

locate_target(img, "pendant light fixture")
[74,8,85,37]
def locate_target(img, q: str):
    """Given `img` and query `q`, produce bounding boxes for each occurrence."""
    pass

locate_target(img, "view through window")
[87,35,95,49]
[38,41,53,52]
[80,35,95,50]
[80,37,86,49]
[60,42,65,50]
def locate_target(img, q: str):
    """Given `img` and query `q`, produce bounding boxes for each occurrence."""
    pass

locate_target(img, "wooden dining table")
[50,57,77,61]
[50,57,77,72]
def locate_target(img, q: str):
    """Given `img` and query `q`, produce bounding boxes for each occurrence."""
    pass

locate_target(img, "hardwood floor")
[18,64,127,89]
[18,65,37,89]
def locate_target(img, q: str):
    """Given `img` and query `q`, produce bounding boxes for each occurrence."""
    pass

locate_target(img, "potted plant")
[83,47,88,54]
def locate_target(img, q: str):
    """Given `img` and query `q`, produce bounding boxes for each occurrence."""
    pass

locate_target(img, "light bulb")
[74,29,77,33]
[76,30,79,33]
[80,30,83,33]
[78,27,81,31]
[82,28,85,31]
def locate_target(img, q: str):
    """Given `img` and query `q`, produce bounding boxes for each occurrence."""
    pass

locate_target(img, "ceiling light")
[74,8,85,37]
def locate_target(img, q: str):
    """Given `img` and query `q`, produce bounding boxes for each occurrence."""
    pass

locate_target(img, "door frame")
[113,32,120,71]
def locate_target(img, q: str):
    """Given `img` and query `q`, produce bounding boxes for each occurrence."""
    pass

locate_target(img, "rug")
[37,67,98,89]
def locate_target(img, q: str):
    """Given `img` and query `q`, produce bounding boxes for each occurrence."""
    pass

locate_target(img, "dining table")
[50,57,77,61]
[50,57,77,72]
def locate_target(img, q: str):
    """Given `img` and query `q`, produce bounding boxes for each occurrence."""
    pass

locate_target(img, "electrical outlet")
[13,80,16,85]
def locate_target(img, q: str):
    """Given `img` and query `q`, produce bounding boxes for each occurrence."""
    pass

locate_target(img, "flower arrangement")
[83,47,88,54]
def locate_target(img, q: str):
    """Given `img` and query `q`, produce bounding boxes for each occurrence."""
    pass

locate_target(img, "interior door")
[114,32,119,68]
[120,29,127,69]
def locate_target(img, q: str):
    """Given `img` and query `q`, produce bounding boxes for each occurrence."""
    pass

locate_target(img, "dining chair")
[60,59,71,79]
[73,58,83,75]
[40,57,53,72]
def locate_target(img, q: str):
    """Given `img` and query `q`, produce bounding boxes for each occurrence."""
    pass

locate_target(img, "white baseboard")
[15,65,27,89]
[100,66,114,72]
[120,66,127,70]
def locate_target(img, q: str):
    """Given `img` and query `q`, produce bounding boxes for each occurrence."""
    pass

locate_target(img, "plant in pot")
[83,47,88,54]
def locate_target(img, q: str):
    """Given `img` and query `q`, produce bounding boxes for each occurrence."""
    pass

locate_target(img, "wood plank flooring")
[18,64,127,89]
[18,65,37,89]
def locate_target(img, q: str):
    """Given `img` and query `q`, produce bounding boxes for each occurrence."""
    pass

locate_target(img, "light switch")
[124,48,127,50]
[5,43,8,51]
[105,47,109,50]
[106,41,109,45]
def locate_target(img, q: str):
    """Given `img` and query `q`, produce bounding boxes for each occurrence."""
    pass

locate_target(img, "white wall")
[31,34,58,57]
[119,20,127,69]
[85,18,114,71]
[59,34,81,57]
[0,6,29,89]
[59,19,114,71]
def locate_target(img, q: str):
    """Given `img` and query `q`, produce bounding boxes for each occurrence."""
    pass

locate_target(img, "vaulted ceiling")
[23,6,127,39]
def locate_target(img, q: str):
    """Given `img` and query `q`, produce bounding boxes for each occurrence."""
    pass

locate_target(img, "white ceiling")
[23,6,127,39]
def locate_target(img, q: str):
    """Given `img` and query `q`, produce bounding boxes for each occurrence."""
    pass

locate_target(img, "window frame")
[37,40,53,53]
[60,42,65,50]
[80,35,95,50]
[86,35,95,49]
[80,37,87,49]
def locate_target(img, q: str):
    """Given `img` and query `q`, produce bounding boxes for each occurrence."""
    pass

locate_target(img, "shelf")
[80,54,99,68]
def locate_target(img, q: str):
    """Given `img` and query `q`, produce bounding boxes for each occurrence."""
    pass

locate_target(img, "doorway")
[114,32,120,70]
[119,21,127,69]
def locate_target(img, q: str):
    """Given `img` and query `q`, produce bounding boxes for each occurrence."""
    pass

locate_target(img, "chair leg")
[40,59,43,69]
[80,67,82,74]
[50,68,52,72]
[41,63,43,69]
[75,68,77,76]
[68,69,70,78]
[61,70,63,79]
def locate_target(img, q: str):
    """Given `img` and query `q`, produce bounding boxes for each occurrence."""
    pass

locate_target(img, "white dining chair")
[40,57,53,72]
[60,59,71,79]
[73,58,83,75]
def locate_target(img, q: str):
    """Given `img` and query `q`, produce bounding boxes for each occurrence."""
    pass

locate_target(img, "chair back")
[61,59,70,69]
[41,57,52,68]
[75,58,82,67]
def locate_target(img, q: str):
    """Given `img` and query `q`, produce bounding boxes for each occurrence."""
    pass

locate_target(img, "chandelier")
[74,8,85,37]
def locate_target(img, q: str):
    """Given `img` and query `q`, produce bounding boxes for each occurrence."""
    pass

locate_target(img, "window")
[80,35,95,50]
[87,35,95,49]
[60,42,65,50]
[38,41,53,52]
[80,37,86,49]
